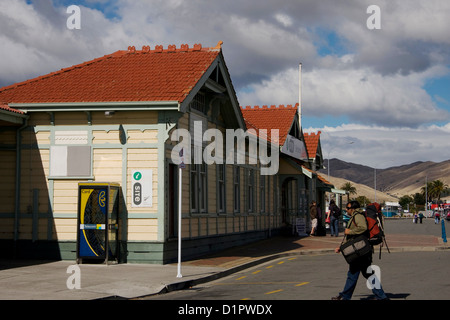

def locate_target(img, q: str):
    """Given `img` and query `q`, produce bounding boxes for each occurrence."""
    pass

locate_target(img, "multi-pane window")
[247,168,255,213]
[190,92,207,115]
[260,174,266,213]
[190,146,207,213]
[199,163,207,212]
[217,164,226,213]
[233,166,240,213]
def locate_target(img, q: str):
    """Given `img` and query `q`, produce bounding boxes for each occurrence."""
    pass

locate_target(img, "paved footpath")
[0,218,448,300]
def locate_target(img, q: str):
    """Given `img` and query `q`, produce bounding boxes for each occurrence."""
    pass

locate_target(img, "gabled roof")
[0,43,221,106]
[240,104,299,145]
[304,131,321,159]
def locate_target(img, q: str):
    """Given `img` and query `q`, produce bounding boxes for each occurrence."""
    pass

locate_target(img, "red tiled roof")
[304,131,321,158]
[317,173,333,186]
[0,103,24,114]
[0,43,221,105]
[240,104,299,145]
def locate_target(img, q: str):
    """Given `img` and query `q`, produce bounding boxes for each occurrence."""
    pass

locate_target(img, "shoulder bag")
[339,213,372,264]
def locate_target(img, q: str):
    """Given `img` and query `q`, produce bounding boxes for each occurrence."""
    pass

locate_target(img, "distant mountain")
[320,158,450,199]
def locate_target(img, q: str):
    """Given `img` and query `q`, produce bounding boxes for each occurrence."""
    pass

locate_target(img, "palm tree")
[430,180,448,203]
[421,182,434,205]
[341,182,357,204]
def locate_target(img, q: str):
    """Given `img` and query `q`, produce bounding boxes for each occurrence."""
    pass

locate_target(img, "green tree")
[421,181,434,205]
[355,195,371,207]
[413,192,425,206]
[399,195,413,209]
[341,182,357,204]
[423,180,449,204]
[430,180,448,203]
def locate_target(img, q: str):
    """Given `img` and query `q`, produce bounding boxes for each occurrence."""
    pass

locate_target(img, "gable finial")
[213,41,223,50]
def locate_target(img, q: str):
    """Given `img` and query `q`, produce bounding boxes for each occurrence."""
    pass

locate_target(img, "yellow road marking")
[266,265,273,269]
[235,276,247,280]
[265,289,283,295]
[296,282,310,286]
[277,261,284,265]
[215,281,302,286]
[252,270,262,274]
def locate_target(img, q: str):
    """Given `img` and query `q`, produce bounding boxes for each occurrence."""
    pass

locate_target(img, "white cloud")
[274,13,293,28]
[304,124,450,168]
[0,0,130,86]
[0,0,449,168]
[237,63,450,127]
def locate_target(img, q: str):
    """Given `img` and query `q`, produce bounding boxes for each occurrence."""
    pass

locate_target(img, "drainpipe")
[14,117,29,258]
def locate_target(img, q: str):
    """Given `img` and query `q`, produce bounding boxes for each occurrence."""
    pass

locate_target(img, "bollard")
[442,218,447,243]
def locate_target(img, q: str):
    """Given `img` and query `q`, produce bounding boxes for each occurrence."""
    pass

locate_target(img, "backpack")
[331,205,341,218]
[353,203,390,258]
[364,203,384,245]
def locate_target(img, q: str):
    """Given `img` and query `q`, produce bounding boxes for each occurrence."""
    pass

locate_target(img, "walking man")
[332,200,389,300]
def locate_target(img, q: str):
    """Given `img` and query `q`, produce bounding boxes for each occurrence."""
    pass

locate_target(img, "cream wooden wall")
[1,109,283,246]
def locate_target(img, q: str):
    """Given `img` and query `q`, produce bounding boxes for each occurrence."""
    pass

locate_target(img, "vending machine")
[77,183,120,264]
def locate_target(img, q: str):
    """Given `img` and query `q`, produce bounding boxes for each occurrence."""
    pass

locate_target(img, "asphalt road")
[145,218,449,301]
[145,250,449,301]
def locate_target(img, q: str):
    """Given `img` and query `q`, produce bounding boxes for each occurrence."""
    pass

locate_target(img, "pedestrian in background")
[310,201,317,236]
[418,212,424,224]
[434,211,440,224]
[329,199,341,237]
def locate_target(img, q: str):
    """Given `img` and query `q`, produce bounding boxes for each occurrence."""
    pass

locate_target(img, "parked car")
[446,212,450,221]
[342,213,351,228]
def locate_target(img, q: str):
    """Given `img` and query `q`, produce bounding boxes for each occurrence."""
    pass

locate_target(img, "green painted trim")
[157,122,168,242]
[48,176,95,180]
[34,124,161,132]
[0,110,26,124]
[2,213,160,219]
[11,101,180,112]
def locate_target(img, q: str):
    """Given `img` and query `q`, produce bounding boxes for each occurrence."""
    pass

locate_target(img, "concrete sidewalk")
[1,229,447,300]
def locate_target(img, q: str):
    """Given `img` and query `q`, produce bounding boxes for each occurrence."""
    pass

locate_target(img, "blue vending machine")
[77,183,120,264]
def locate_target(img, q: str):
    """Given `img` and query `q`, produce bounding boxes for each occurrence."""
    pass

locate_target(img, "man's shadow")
[359,293,410,300]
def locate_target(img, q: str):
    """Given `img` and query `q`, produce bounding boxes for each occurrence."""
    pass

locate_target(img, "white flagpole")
[177,148,184,278]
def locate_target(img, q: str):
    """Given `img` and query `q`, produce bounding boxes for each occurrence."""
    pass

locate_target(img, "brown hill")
[322,175,397,204]
[320,159,450,201]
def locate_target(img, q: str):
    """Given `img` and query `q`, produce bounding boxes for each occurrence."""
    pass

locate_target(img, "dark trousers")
[339,254,387,300]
